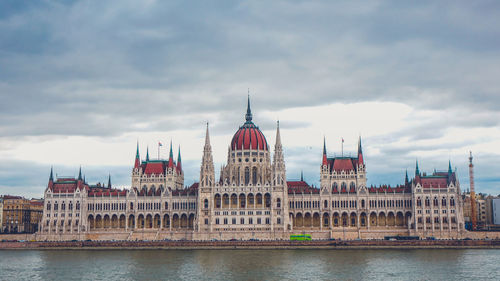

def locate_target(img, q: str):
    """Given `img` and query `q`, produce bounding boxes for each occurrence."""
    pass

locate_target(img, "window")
[417,198,421,207]
[277,218,281,224]
[205,219,208,225]
[240,218,245,224]
[215,218,219,225]
[245,167,250,185]
[204,199,209,209]
[257,218,261,224]
[249,218,253,224]
[324,200,328,208]
[265,218,270,224]
[224,218,228,224]
[277,198,281,208]
[232,218,236,224]
[130,202,134,210]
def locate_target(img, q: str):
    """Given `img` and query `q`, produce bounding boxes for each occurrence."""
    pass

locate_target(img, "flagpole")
[158,143,160,160]
[341,138,344,157]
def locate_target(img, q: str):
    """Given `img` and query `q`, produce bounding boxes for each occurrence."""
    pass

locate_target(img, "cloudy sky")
[1,0,499,198]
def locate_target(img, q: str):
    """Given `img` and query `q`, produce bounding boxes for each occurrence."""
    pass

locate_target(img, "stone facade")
[37,99,466,241]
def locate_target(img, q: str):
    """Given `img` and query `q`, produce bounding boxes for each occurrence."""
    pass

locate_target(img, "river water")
[0,249,498,280]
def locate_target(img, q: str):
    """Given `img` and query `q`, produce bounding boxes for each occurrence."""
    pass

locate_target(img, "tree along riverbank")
[1,239,499,250]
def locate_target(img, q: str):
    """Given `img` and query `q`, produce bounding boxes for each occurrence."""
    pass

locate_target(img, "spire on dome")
[245,94,253,122]
[107,174,111,188]
[146,146,150,161]
[78,166,82,181]
[322,137,328,166]
[134,142,140,169]
[415,160,420,176]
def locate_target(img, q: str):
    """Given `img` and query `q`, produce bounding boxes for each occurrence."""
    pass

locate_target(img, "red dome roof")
[230,96,268,151]
[231,122,268,151]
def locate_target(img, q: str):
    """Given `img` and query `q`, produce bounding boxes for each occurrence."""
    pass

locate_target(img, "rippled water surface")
[0,249,498,280]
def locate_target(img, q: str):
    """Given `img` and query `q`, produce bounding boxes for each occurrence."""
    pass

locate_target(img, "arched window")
[245,167,250,185]
[361,199,365,208]
[442,197,447,207]
[433,197,439,207]
[450,197,455,207]
[350,182,356,191]
[341,182,347,190]
[324,200,328,208]
[425,197,430,207]
[417,198,422,207]
[47,203,51,211]
[76,201,80,210]
[204,199,209,209]
[252,167,258,185]
[61,202,66,210]
[277,198,281,208]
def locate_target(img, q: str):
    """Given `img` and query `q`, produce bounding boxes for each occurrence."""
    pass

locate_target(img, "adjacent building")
[38,99,466,241]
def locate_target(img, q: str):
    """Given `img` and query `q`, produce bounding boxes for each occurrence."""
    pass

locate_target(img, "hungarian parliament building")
[38,99,466,241]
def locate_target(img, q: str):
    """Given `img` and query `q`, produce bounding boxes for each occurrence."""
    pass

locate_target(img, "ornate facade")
[38,99,465,241]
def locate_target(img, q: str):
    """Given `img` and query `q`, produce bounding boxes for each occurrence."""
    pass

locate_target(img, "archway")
[387,212,395,226]
[88,215,95,230]
[128,215,135,229]
[396,212,404,226]
[180,214,188,228]
[145,214,153,228]
[304,213,312,227]
[95,215,102,229]
[370,212,377,227]
[188,214,195,229]
[323,213,330,227]
[163,214,170,229]
[137,214,145,229]
[172,214,180,229]
[103,215,110,229]
[119,215,126,228]
[154,214,161,228]
[378,212,386,226]
[295,213,303,227]
[111,214,119,228]
[313,212,320,227]
[332,212,340,227]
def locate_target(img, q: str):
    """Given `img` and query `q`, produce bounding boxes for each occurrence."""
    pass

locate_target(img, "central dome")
[230,97,268,151]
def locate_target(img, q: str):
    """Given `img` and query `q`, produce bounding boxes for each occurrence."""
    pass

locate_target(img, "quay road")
[1,239,499,250]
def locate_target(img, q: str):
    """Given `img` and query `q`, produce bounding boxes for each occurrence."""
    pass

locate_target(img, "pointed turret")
[358,136,364,165]
[415,160,420,176]
[405,169,409,185]
[177,145,182,172]
[168,140,174,168]
[273,120,286,185]
[146,146,150,161]
[245,94,253,122]
[448,160,452,174]
[107,174,111,188]
[78,166,82,181]
[49,166,54,182]
[300,170,304,181]
[200,122,215,187]
[134,142,140,169]
[322,137,328,166]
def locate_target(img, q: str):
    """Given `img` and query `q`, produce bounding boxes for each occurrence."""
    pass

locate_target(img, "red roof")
[332,158,355,172]
[287,181,320,194]
[88,187,127,197]
[420,177,448,188]
[230,122,268,151]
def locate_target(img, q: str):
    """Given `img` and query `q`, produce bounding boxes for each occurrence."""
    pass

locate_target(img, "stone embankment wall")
[1,239,499,250]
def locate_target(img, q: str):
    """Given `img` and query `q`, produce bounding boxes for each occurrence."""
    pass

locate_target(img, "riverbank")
[1,239,499,250]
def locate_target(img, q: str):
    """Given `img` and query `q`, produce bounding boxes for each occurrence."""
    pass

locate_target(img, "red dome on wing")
[231,122,268,151]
